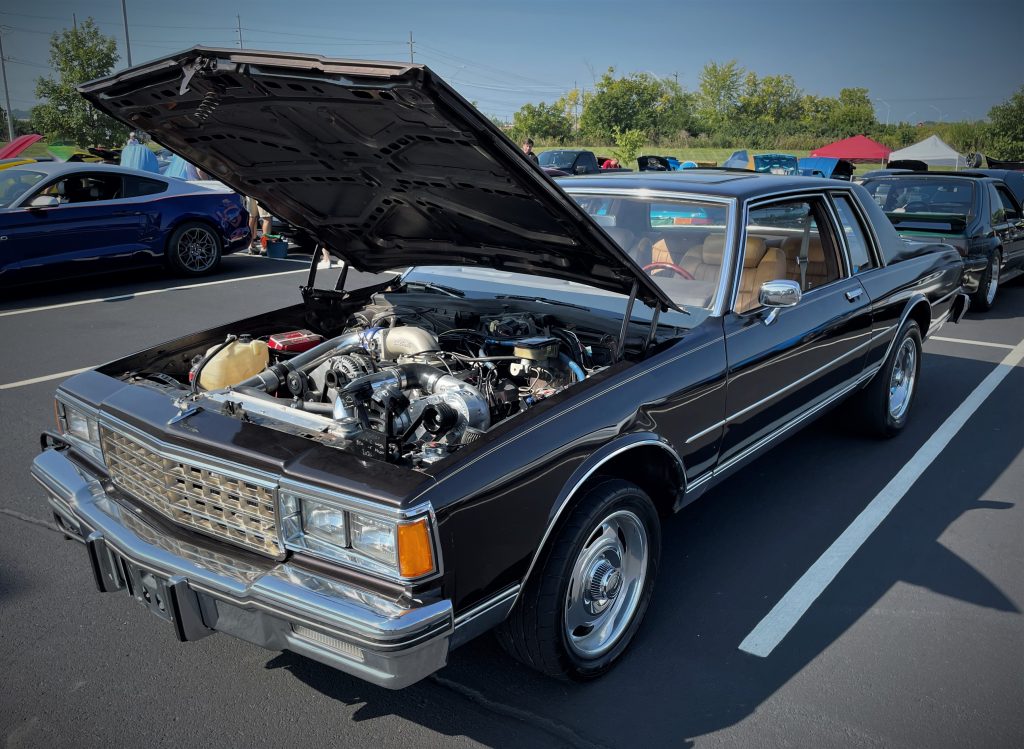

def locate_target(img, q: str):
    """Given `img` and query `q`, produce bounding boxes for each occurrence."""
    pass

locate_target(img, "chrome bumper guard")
[31,448,453,689]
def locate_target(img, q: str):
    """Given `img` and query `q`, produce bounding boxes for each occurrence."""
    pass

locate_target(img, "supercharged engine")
[173,305,608,467]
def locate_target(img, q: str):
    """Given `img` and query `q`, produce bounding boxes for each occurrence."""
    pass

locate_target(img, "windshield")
[862,178,975,216]
[0,168,47,208]
[537,150,578,170]
[568,191,731,315]
[753,154,799,175]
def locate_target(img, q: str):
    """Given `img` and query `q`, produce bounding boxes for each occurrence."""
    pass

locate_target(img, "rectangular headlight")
[278,488,437,581]
[302,503,347,548]
[349,512,397,567]
[55,398,102,460]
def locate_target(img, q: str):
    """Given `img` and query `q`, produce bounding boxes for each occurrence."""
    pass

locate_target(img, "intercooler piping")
[340,362,449,396]
[236,330,371,392]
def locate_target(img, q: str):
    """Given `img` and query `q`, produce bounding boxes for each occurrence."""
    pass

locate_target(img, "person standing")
[522,138,539,163]
[247,196,271,253]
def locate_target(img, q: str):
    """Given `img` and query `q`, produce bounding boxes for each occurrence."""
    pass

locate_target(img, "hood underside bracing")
[79,47,674,310]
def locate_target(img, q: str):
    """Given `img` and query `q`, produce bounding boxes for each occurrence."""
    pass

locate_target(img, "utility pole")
[72,13,78,31]
[120,0,133,66]
[673,71,678,85]
[0,29,13,142]
[408,31,414,63]
[236,15,244,49]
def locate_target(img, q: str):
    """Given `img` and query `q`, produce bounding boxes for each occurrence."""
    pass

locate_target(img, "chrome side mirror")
[28,195,60,209]
[758,279,801,325]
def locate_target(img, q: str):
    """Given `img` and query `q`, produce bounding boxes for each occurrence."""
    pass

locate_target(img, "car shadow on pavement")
[270,354,1022,746]
[0,254,306,311]
[967,276,1024,322]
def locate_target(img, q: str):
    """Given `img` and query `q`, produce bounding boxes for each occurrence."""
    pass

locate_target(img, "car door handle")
[845,288,863,302]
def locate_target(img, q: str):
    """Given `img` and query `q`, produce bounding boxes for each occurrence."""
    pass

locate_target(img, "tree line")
[507,62,1024,161]
[4,19,1023,166]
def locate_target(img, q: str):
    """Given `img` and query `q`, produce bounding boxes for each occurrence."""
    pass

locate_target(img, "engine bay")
[121,291,630,468]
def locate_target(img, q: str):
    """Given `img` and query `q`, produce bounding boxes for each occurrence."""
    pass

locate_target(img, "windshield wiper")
[494,294,592,311]
[405,281,465,297]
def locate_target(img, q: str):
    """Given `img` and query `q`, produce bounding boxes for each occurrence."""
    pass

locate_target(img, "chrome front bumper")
[31,447,453,689]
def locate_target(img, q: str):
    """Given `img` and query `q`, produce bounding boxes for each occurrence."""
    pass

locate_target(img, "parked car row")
[31,48,969,693]
[858,171,1024,310]
[0,162,251,285]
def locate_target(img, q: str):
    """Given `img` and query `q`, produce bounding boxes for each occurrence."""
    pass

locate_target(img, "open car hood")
[79,47,674,310]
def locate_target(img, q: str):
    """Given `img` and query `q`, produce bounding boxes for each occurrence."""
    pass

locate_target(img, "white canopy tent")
[888,135,967,168]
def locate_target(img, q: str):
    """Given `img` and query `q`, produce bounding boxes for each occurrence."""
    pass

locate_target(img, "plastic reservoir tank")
[199,335,270,390]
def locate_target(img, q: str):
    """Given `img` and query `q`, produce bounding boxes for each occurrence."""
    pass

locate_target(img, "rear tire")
[167,222,222,276]
[852,320,922,438]
[971,250,1000,312]
[496,479,660,680]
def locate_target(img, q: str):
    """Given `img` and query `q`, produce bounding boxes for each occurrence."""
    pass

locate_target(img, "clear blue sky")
[1,0,1021,124]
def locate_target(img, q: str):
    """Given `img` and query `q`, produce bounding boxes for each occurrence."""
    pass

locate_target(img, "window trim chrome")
[562,186,739,317]
[828,189,884,271]
[731,191,852,314]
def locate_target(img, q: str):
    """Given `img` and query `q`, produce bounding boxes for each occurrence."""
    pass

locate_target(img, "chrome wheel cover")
[564,509,648,659]
[888,337,917,420]
[177,227,217,272]
[985,256,999,306]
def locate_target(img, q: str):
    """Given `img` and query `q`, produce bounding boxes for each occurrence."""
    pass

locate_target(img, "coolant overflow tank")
[199,337,270,390]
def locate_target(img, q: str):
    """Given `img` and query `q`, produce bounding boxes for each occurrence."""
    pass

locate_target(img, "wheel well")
[165,219,220,251]
[907,300,931,338]
[585,444,684,518]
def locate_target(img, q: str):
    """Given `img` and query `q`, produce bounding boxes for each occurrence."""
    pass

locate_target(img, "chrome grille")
[100,427,281,557]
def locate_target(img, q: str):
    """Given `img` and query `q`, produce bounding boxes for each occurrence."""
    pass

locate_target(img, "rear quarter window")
[850,183,903,265]
[123,175,168,198]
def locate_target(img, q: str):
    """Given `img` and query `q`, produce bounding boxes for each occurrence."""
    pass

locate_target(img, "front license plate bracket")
[85,532,214,642]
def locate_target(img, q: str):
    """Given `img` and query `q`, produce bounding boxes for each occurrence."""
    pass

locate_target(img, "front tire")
[854,320,922,438]
[167,222,222,276]
[972,250,1001,312]
[496,479,661,680]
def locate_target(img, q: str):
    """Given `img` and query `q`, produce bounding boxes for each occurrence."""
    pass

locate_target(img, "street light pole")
[0,29,14,142]
[120,0,133,66]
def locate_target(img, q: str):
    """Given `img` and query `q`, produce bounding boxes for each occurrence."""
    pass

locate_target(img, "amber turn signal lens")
[397,518,435,578]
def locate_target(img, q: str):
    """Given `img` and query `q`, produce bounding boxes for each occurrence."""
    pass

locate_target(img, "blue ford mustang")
[0,162,250,286]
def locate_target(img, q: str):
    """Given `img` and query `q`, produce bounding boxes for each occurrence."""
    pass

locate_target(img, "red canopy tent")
[810,134,891,162]
[0,134,43,159]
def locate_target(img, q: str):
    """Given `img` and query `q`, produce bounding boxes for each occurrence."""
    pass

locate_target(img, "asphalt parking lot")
[1,256,1021,748]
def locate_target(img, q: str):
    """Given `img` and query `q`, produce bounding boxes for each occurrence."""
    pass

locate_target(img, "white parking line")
[0,366,94,391]
[929,336,1017,350]
[739,335,1024,658]
[0,268,308,318]
[235,254,312,265]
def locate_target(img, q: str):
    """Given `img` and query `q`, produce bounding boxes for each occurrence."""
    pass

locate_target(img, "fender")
[514,432,685,598]
[869,293,931,384]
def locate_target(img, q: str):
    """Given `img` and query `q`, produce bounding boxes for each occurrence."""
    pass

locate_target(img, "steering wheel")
[642,261,695,280]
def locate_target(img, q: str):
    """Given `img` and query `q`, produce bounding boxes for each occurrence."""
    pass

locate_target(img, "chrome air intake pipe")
[340,363,448,396]
[236,330,369,392]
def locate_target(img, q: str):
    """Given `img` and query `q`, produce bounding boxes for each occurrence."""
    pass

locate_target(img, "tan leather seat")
[650,234,701,267]
[781,236,832,290]
[735,237,788,313]
[679,234,727,283]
